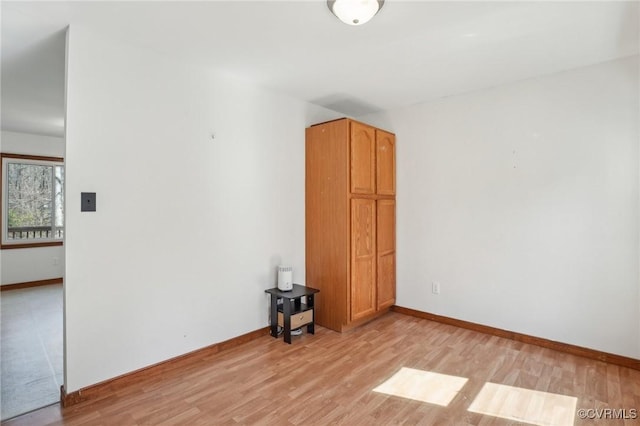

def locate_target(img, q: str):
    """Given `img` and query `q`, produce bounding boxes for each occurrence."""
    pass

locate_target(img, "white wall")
[360,56,640,358]
[1,130,65,285]
[1,248,64,285]
[1,130,65,157]
[64,25,340,392]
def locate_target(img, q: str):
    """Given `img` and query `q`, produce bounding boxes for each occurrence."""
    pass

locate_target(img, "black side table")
[265,284,320,344]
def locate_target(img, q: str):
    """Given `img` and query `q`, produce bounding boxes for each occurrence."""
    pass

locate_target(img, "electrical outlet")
[432,281,441,295]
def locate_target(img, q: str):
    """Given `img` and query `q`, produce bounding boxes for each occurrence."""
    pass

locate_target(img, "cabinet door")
[376,130,396,196]
[377,199,396,309]
[350,122,376,195]
[351,198,377,321]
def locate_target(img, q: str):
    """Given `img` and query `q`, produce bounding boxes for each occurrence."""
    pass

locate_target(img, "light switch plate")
[81,192,96,212]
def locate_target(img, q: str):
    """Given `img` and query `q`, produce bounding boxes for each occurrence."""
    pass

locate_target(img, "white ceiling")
[2,1,639,138]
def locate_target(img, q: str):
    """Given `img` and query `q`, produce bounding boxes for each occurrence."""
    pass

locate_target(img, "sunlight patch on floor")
[468,382,577,426]
[373,367,468,406]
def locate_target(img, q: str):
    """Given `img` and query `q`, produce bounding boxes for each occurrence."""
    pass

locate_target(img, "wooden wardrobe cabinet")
[306,118,396,332]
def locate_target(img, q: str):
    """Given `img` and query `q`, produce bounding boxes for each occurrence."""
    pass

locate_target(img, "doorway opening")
[0,22,67,421]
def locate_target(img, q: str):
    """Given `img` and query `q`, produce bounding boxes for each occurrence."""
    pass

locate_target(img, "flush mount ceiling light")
[327,0,385,26]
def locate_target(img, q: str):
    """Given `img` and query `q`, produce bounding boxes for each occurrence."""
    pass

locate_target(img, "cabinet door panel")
[376,130,396,196]
[351,122,376,195]
[351,198,376,320]
[377,199,396,309]
[377,254,395,309]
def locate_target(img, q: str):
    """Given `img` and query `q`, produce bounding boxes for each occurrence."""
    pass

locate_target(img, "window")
[1,153,64,249]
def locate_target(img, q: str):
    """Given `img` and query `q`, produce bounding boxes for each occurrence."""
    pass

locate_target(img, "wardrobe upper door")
[350,122,376,195]
[376,130,395,196]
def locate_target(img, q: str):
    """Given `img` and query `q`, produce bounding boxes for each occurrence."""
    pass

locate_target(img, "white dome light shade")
[328,0,385,26]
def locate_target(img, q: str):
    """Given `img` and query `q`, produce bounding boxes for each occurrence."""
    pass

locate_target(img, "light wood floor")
[4,312,639,425]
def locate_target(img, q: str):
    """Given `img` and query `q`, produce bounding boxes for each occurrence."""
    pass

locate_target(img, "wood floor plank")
[3,312,640,425]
